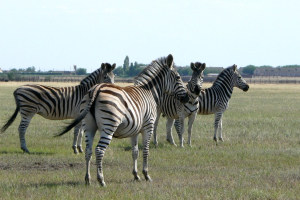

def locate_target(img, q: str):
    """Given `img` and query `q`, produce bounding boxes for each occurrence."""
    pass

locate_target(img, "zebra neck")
[210,82,233,100]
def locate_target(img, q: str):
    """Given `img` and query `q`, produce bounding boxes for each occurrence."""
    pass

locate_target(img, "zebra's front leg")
[72,123,81,154]
[152,112,161,147]
[213,112,223,144]
[131,135,141,181]
[166,118,177,146]
[174,119,185,147]
[142,131,153,182]
[218,115,224,142]
[187,113,197,146]
[18,116,33,153]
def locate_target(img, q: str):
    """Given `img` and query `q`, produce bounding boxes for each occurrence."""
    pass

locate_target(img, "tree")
[76,68,87,75]
[242,65,257,75]
[114,66,124,76]
[123,56,129,73]
[26,66,35,72]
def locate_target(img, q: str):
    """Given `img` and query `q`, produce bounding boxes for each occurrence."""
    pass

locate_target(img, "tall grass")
[0,82,300,199]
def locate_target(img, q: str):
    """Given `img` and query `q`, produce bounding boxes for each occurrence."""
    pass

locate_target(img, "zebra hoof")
[21,147,30,154]
[213,137,217,142]
[73,146,79,154]
[219,138,224,142]
[85,175,91,185]
[77,146,84,153]
[134,176,141,182]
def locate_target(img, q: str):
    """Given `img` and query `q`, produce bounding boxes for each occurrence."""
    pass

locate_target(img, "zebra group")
[1,54,249,186]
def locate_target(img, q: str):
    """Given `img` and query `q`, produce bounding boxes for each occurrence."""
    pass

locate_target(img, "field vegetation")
[0,82,300,199]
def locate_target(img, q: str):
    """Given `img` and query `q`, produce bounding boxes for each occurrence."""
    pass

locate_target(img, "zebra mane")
[80,68,101,85]
[212,66,234,86]
[134,56,174,86]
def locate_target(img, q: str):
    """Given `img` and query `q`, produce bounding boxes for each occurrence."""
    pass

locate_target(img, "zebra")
[56,54,189,186]
[153,62,206,147]
[0,63,116,154]
[172,64,249,145]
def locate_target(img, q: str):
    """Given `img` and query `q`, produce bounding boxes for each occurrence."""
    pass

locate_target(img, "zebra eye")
[104,75,108,79]
[176,75,180,79]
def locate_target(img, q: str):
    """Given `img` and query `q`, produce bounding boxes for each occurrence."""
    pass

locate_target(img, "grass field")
[0,82,300,199]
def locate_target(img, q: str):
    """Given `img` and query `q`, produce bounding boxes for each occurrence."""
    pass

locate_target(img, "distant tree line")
[2,59,300,81]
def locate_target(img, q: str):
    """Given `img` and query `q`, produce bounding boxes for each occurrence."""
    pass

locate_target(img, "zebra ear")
[190,62,195,71]
[166,54,174,68]
[107,63,116,72]
[201,63,206,71]
[101,63,106,70]
[232,64,237,71]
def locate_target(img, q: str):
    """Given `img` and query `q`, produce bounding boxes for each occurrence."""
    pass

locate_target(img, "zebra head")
[187,62,206,96]
[100,63,116,84]
[232,64,249,92]
[164,54,189,104]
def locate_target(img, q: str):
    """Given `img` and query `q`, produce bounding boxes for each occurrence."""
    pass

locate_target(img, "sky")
[0,0,299,73]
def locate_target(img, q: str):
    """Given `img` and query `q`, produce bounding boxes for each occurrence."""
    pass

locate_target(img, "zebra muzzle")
[178,93,189,104]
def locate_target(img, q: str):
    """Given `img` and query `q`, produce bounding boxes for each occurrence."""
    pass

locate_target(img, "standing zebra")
[153,62,206,147]
[173,64,249,145]
[1,63,116,153]
[56,54,189,186]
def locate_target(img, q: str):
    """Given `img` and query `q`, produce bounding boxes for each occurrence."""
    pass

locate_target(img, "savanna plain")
[0,82,300,200]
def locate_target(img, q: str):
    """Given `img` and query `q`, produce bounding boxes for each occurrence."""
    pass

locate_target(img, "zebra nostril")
[194,85,201,95]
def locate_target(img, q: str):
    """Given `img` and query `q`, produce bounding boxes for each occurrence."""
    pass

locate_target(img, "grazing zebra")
[173,64,249,145]
[0,63,116,154]
[56,54,189,186]
[153,62,206,147]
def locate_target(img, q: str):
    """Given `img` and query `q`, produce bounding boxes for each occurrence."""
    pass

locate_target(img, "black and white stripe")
[56,54,188,186]
[153,62,206,147]
[174,64,249,144]
[1,63,116,153]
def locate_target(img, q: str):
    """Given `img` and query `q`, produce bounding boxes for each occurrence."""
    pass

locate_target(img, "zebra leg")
[142,131,153,182]
[214,112,223,143]
[72,123,81,154]
[174,118,185,147]
[187,113,197,146]
[166,117,177,146]
[77,125,84,153]
[83,114,98,185]
[95,131,113,187]
[153,111,161,147]
[218,115,224,141]
[131,135,141,181]
[18,115,34,153]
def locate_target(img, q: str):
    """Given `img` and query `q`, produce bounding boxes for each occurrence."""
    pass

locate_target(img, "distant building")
[254,68,300,77]
[206,73,219,77]
[0,68,2,73]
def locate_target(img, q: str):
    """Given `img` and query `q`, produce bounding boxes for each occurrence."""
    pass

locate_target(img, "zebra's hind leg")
[95,131,113,187]
[72,123,81,154]
[18,115,34,153]
[77,127,84,153]
[83,114,97,185]
[131,135,141,181]
[166,118,177,146]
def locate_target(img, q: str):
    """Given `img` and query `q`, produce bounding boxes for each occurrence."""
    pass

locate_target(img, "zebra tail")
[1,92,20,133]
[54,85,101,137]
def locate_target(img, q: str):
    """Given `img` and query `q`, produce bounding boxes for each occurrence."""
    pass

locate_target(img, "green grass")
[0,82,300,199]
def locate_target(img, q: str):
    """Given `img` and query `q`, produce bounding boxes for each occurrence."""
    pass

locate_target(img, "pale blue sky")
[0,0,299,72]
